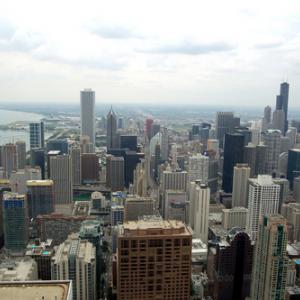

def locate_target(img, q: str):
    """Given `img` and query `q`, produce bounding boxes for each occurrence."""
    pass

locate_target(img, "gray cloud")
[88,24,140,39]
[139,40,234,55]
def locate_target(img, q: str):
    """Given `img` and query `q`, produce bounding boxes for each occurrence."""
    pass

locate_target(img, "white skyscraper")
[188,153,209,183]
[232,163,251,208]
[246,175,280,241]
[263,129,281,175]
[80,89,95,148]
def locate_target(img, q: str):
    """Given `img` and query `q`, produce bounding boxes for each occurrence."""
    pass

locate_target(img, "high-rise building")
[51,234,96,300]
[263,129,281,175]
[272,109,285,134]
[120,135,137,151]
[150,123,160,139]
[30,148,45,179]
[29,122,44,150]
[281,202,300,242]
[69,144,81,186]
[16,141,26,169]
[49,155,73,206]
[255,144,268,175]
[286,127,297,149]
[246,175,280,241]
[106,155,124,191]
[276,82,289,135]
[47,139,69,154]
[244,143,256,177]
[287,149,300,189]
[80,89,95,148]
[293,176,300,202]
[3,192,29,253]
[215,112,235,147]
[208,230,253,300]
[164,190,187,222]
[272,178,289,213]
[117,217,192,300]
[188,153,209,183]
[232,164,250,208]
[145,118,153,140]
[81,153,99,184]
[160,126,169,161]
[250,214,288,300]
[106,107,118,150]
[262,105,272,132]
[222,133,245,193]
[222,207,248,230]
[80,135,94,154]
[207,139,219,158]
[124,196,155,221]
[26,180,54,219]
[2,143,17,179]
[160,168,188,192]
[111,205,124,226]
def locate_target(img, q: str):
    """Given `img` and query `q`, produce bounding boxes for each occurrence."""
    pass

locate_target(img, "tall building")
[232,164,250,208]
[287,149,300,189]
[69,144,81,186]
[150,123,160,139]
[3,192,29,253]
[1,143,17,179]
[16,141,26,169]
[29,122,44,150]
[222,207,248,230]
[276,82,289,135]
[250,214,288,300]
[272,109,285,134]
[26,180,54,219]
[106,155,124,191]
[255,144,268,174]
[222,133,245,193]
[49,155,73,206]
[80,89,95,148]
[208,230,253,300]
[106,107,118,150]
[164,190,187,222]
[120,135,137,151]
[81,153,99,184]
[188,153,209,183]
[246,175,280,241]
[30,148,45,179]
[145,118,153,140]
[124,196,155,221]
[244,143,256,177]
[263,129,281,175]
[160,168,188,192]
[262,105,272,132]
[160,126,169,161]
[117,217,192,300]
[215,112,235,147]
[51,234,96,300]
[111,205,124,226]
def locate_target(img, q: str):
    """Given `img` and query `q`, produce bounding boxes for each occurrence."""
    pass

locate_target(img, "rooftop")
[27,180,53,187]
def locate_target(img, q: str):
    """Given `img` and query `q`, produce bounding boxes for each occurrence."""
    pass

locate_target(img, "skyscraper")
[49,154,73,206]
[69,143,81,186]
[30,148,45,179]
[3,192,29,254]
[246,175,280,241]
[124,196,155,221]
[222,133,245,193]
[263,129,281,175]
[160,126,169,162]
[29,122,44,150]
[276,82,289,135]
[16,141,26,169]
[81,153,99,184]
[145,118,153,140]
[188,153,209,183]
[106,107,118,150]
[272,109,285,134]
[287,149,300,189]
[1,143,17,179]
[117,217,192,300]
[215,112,235,147]
[262,105,272,132]
[232,163,250,208]
[106,155,124,191]
[250,214,288,300]
[80,89,95,148]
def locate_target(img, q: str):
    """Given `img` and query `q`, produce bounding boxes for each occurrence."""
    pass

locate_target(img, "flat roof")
[27,180,53,186]
[0,281,71,300]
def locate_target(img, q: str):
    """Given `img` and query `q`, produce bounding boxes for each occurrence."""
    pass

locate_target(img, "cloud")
[139,40,234,55]
[254,42,283,49]
[0,19,15,39]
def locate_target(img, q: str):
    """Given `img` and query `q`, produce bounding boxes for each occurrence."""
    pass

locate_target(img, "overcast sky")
[1,0,300,106]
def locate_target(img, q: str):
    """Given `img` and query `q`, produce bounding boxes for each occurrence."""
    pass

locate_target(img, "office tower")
[49,155,73,205]
[145,118,153,140]
[234,126,252,146]
[276,82,289,135]
[2,143,17,179]
[80,89,95,148]
[81,153,99,184]
[164,190,187,222]
[124,151,144,187]
[264,105,272,123]
[120,135,137,151]
[244,143,256,177]
[160,126,169,161]
[51,234,96,300]
[29,122,44,150]
[287,149,300,189]
[263,129,281,175]
[124,196,155,221]
[256,144,267,174]
[47,139,69,154]
[208,158,218,193]
[272,109,285,134]
[246,175,280,241]
[150,123,160,139]
[106,155,124,191]
[16,141,26,169]
[280,136,290,153]
[251,214,288,300]
[30,148,45,179]
[26,180,54,219]
[208,230,253,300]
[272,178,289,213]
[281,202,300,241]
[250,128,261,145]
[154,143,160,181]
[188,153,209,183]
[133,159,148,197]
[293,176,300,202]
[69,144,81,186]
[117,217,192,300]
[286,127,297,149]
[232,164,250,208]
[106,107,118,150]
[47,150,60,178]
[222,207,248,230]
[215,112,234,147]
[111,205,124,225]
[207,139,219,157]
[80,135,94,153]
[222,133,245,193]
[0,186,10,248]
[170,144,178,169]
[3,192,29,253]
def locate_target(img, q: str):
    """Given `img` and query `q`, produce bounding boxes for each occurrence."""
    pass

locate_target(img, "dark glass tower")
[222,133,245,193]
[276,82,289,134]
[287,149,300,189]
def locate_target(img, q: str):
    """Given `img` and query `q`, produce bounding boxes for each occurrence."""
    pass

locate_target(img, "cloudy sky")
[1,0,300,106]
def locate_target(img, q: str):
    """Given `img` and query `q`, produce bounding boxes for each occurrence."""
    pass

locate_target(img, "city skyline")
[0,0,300,105]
